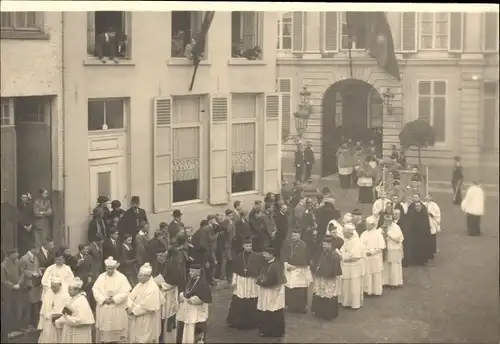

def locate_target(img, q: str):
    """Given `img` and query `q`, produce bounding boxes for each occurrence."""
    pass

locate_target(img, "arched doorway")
[321,79,383,177]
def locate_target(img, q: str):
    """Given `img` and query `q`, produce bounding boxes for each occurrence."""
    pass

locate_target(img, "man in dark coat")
[102,229,120,263]
[233,210,252,255]
[95,26,128,63]
[304,141,315,182]
[167,209,185,243]
[194,216,218,286]
[249,201,272,253]
[120,196,148,242]
[88,207,107,243]
[273,204,289,259]
[37,238,55,274]
[146,230,167,264]
[315,198,338,244]
[294,143,305,183]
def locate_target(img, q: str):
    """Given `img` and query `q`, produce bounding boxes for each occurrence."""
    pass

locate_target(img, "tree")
[399,119,436,168]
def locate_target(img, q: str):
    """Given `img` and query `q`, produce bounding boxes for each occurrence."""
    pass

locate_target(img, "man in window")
[171,30,186,58]
[95,26,127,64]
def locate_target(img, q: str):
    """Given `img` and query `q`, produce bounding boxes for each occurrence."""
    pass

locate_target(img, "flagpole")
[189,59,200,92]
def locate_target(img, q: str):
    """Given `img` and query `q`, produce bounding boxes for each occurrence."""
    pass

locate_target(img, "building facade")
[1,11,282,250]
[276,12,499,177]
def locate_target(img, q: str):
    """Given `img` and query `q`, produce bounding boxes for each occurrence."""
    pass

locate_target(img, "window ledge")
[1,30,50,40]
[167,58,211,66]
[228,58,266,66]
[83,58,136,66]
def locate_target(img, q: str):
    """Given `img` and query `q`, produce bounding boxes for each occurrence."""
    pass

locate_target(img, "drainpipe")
[61,12,69,247]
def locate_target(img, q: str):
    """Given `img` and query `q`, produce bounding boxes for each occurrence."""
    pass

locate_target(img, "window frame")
[231,11,264,60]
[86,11,132,60]
[339,12,367,52]
[87,98,127,133]
[419,12,449,51]
[276,12,293,52]
[416,79,449,147]
[481,81,499,150]
[0,12,49,40]
[482,12,500,53]
[170,11,206,60]
[0,98,15,128]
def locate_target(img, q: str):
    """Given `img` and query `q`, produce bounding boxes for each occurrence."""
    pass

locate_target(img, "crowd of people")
[1,169,452,344]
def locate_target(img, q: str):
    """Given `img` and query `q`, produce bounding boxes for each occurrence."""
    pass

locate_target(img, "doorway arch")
[321,79,383,177]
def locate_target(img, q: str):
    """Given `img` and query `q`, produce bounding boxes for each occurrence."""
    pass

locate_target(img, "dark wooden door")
[1,127,18,249]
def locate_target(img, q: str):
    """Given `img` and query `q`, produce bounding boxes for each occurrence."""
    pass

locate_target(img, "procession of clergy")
[22,183,442,344]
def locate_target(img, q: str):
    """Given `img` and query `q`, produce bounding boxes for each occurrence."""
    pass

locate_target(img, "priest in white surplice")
[127,263,164,343]
[360,216,386,296]
[424,194,441,259]
[38,276,70,343]
[93,256,131,343]
[54,277,95,343]
[41,250,74,299]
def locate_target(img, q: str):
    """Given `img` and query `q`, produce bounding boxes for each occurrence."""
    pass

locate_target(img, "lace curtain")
[232,123,255,173]
[173,127,200,181]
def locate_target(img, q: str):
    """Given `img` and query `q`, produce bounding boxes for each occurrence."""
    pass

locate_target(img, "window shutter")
[433,97,446,143]
[263,93,281,194]
[418,81,431,123]
[448,12,464,53]
[125,12,132,58]
[278,78,292,141]
[401,12,417,53]
[321,12,339,53]
[87,12,96,55]
[483,12,499,52]
[292,12,304,54]
[153,97,173,213]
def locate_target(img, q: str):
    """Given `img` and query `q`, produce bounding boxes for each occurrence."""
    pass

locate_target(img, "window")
[341,12,367,50]
[231,94,257,193]
[88,99,125,131]
[14,96,48,123]
[420,12,449,50]
[1,12,39,30]
[483,12,499,52]
[418,81,447,144]
[1,99,14,127]
[171,11,203,58]
[231,11,262,60]
[482,81,499,149]
[277,12,292,51]
[87,12,130,60]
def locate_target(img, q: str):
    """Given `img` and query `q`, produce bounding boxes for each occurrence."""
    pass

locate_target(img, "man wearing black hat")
[256,246,286,338]
[121,196,148,242]
[226,237,261,330]
[167,209,185,243]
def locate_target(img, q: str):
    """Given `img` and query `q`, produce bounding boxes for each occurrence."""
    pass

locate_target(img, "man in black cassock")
[256,246,286,338]
[310,235,343,320]
[282,229,311,314]
[226,237,262,330]
[273,203,289,259]
[406,200,432,266]
[176,263,212,344]
[294,143,305,183]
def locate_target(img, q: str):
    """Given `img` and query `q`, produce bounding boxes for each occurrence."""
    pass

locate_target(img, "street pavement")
[12,186,500,343]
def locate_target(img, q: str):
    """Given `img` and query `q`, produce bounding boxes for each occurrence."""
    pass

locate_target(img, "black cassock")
[406,204,432,266]
[310,243,343,320]
[226,251,263,330]
[282,239,310,314]
[256,259,287,338]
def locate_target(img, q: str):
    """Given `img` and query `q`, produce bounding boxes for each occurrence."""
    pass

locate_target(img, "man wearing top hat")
[121,196,149,243]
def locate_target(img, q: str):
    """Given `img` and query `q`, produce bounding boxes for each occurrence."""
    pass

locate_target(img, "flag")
[346,12,400,80]
[191,11,215,62]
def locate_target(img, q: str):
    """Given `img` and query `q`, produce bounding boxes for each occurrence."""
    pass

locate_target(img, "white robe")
[41,264,74,298]
[461,185,485,216]
[38,288,71,343]
[177,292,209,344]
[92,270,131,343]
[372,198,391,217]
[424,201,441,234]
[360,229,386,295]
[338,236,364,309]
[383,223,404,287]
[54,293,95,343]
[284,262,313,289]
[128,278,164,343]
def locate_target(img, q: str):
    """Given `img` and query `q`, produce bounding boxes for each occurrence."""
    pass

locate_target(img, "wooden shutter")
[482,82,499,148]
[417,81,431,123]
[278,78,292,142]
[87,12,95,55]
[209,95,231,205]
[401,12,417,53]
[292,12,305,54]
[153,97,173,213]
[322,12,339,53]
[433,81,446,143]
[448,12,464,53]
[262,94,281,194]
[483,12,499,52]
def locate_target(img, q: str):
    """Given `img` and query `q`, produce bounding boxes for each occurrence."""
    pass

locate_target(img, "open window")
[231,11,263,60]
[87,11,131,61]
[171,11,204,59]
[341,12,367,50]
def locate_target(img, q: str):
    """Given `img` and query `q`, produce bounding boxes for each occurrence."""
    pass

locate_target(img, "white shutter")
[448,12,464,53]
[322,12,339,53]
[263,94,281,194]
[417,81,431,123]
[483,12,499,52]
[209,95,231,205]
[87,12,95,55]
[401,12,417,53]
[153,97,173,213]
[278,78,292,142]
[292,12,305,54]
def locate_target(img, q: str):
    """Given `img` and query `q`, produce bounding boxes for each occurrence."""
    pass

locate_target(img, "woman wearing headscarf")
[406,200,432,266]
[33,188,53,247]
